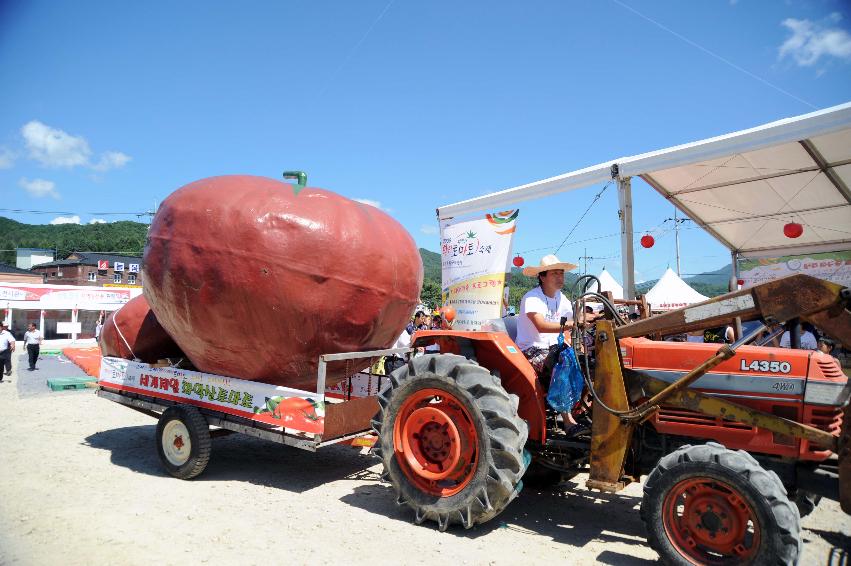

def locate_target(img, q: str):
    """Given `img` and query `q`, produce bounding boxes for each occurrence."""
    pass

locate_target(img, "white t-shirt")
[515,286,573,350]
[24,329,43,346]
[780,330,817,350]
[392,330,411,349]
[0,330,14,352]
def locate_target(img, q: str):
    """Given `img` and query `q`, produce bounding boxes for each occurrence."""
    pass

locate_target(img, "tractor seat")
[502,315,518,343]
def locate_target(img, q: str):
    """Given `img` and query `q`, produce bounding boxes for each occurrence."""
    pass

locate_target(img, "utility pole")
[665,207,691,277]
[578,247,595,275]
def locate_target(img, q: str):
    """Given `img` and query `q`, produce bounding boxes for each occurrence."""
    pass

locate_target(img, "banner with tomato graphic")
[739,250,851,288]
[99,357,325,434]
[439,210,518,330]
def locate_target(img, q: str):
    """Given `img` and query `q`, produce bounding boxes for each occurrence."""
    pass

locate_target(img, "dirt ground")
[0,347,848,566]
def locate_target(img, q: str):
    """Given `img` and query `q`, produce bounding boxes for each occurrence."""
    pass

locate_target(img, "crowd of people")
[405,309,450,334]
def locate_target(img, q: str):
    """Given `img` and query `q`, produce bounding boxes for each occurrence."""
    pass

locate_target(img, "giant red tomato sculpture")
[143,175,423,389]
[99,294,184,362]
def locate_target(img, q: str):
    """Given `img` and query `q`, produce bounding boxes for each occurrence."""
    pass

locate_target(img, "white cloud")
[22,120,91,167]
[420,224,439,235]
[49,215,80,225]
[779,17,851,67]
[92,151,132,171]
[89,218,107,224]
[20,120,131,171]
[354,198,392,212]
[19,177,59,199]
[0,147,16,169]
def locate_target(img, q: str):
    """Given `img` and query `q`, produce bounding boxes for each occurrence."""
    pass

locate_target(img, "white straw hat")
[522,254,578,277]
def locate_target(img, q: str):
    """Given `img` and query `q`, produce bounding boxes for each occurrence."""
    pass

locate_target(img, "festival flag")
[439,210,518,330]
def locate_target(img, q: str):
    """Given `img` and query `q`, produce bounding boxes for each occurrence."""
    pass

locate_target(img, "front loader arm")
[613,274,850,349]
[588,275,851,513]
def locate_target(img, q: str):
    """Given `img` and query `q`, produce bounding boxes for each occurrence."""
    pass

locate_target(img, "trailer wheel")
[156,405,212,480]
[372,354,529,531]
[641,442,801,565]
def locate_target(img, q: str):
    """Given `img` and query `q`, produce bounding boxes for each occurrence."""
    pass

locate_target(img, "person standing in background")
[817,337,836,358]
[406,311,424,336]
[24,323,43,371]
[780,322,818,350]
[0,321,15,379]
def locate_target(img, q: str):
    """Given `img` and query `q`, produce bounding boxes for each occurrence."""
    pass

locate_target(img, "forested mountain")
[1,216,729,306]
[0,217,148,265]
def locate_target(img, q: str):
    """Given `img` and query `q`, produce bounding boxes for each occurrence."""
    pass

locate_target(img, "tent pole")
[616,169,636,301]
[674,207,681,276]
[731,249,743,339]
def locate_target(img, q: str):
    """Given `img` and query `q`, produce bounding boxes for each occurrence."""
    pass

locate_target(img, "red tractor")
[371,274,850,564]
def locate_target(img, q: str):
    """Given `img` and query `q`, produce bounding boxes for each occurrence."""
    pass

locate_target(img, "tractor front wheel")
[641,443,801,565]
[372,354,529,530]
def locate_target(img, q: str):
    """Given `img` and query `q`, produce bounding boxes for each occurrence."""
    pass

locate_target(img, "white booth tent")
[645,268,709,312]
[596,268,624,300]
[437,102,851,301]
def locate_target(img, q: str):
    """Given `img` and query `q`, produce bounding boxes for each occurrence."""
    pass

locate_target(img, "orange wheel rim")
[393,387,478,497]
[663,477,761,564]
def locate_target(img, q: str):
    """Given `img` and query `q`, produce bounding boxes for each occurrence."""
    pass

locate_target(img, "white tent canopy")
[437,101,851,297]
[596,268,624,300]
[645,268,709,311]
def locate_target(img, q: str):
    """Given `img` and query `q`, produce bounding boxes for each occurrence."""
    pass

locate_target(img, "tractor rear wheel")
[372,354,529,531]
[641,443,801,565]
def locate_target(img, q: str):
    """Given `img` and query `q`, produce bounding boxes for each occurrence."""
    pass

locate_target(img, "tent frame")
[436,102,851,302]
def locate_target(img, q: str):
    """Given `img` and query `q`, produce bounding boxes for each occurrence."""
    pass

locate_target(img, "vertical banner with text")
[440,210,518,330]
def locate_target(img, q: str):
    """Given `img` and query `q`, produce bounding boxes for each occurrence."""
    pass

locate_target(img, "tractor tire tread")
[373,353,528,530]
[641,442,801,566]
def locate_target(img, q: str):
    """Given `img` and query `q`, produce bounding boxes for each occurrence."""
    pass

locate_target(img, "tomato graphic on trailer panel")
[254,396,324,433]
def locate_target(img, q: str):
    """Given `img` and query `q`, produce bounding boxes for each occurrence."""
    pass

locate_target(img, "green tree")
[420,280,441,309]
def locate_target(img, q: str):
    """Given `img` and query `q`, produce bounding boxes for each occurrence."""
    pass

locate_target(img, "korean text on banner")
[739,251,851,288]
[440,211,518,330]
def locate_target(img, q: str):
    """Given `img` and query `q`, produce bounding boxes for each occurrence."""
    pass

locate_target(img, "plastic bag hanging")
[546,330,585,413]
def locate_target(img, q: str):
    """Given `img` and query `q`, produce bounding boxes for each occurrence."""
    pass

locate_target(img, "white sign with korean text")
[440,211,518,330]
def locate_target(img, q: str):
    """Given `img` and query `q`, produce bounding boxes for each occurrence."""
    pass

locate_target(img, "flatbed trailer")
[97,347,411,477]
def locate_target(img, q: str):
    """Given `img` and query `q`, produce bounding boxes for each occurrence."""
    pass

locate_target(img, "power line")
[0,208,148,216]
[553,182,610,254]
[315,0,396,99]
[611,0,817,109]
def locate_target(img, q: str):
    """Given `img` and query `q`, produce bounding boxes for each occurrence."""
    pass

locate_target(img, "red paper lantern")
[737,279,744,286]
[512,255,525,267]
[640,234,655,248]
[783,222,803,239]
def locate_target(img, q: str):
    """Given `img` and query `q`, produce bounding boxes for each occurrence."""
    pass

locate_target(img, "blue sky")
[1,0,850,283]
